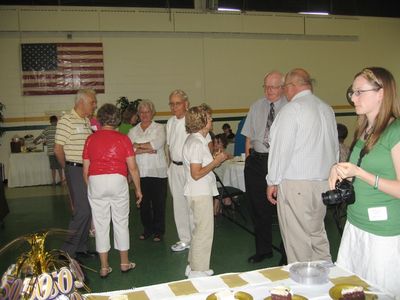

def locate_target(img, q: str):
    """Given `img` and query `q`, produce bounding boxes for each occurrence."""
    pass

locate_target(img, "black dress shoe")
[76,251,98,259]
[248,252,273,263]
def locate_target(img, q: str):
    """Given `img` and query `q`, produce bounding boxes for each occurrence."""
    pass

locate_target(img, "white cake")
[214,289,236,300]
[270,286,292,300]
[341,286,365,300]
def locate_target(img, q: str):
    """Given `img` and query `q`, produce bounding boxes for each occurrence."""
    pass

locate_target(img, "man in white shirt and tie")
[241,71,287,263]
[267,68,339,263]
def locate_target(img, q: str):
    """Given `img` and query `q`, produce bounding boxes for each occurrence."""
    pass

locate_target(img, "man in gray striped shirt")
[55,89,97,259]
[267,68,339,264]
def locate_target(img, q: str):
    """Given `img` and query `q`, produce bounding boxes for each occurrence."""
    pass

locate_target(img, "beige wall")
[1,6,400,175]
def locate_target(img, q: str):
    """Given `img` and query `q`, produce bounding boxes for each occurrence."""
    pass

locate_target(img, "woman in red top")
[83,104,142,278]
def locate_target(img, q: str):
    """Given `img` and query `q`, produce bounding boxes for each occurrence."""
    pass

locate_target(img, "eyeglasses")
[168,101,184,107]
[262,85,282,90]
[347,87,381,99]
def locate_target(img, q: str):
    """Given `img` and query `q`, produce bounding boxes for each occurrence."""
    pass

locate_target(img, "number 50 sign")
[0,267,83,300]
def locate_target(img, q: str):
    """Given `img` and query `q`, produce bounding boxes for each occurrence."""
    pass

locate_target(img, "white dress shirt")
[183,132,218,197]
[128,121,167,178]
[166,116,188,162]
[267,90,339,185]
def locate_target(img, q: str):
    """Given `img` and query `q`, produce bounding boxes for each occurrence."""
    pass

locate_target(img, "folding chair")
[213,171,251,233]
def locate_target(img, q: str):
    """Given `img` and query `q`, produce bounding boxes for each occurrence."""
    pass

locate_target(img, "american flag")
[21,43,104,96]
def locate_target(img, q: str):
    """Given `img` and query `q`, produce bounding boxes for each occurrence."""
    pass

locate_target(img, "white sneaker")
[185,264,191,276]
[187,269,214,278]
[171,241,190,252]
[185,265,214,277]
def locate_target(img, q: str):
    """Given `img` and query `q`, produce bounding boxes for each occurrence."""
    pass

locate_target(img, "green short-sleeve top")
[347,118,400,236]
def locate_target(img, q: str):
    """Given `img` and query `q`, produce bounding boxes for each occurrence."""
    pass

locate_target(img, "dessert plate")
[265,295,307,300]
[207,291,253,300]
[329,284,376,300]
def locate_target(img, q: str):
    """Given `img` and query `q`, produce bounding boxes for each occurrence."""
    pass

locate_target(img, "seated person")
[233,117,246,156]
[337,123,350,162]
[213,134,233,160]
[212,134,233,215]
[222,123,235,143]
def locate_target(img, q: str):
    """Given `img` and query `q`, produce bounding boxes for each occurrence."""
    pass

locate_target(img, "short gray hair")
[97,103,121,128]
[75,89,96,104]
[169,89,189,104]
[137,99,156,117]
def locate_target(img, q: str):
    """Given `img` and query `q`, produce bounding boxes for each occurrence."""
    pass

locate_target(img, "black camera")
[321,180,355,205]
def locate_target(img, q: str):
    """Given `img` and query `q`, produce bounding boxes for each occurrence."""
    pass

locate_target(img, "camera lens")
[322,190,342,205]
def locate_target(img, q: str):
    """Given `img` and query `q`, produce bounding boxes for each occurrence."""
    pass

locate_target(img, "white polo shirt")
[183,132,218,197]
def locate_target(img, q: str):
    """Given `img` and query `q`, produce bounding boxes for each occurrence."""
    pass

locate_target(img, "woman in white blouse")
[183,105,228,278]
[128,100,168,242]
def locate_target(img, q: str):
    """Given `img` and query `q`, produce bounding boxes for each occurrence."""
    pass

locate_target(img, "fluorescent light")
[299,11,330,15]
[217,7,241,12]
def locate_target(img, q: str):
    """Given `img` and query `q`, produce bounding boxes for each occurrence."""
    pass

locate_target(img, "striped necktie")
[263,102,275,149]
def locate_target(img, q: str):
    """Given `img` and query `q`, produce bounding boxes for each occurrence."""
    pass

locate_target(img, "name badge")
[76,125,84,133]
[368,207,388,221]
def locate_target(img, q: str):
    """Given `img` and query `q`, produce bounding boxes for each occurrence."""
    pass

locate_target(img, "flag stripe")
[58,43,103,47]
[58,51,103,55]
[23,79,105,87]
[58,59,104,63]
[24,89,105,96]
[21,42,104,96]
[24,84,105,91]
[23,74,105,80]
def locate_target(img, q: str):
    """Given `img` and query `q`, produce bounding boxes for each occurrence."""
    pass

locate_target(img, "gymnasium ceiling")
[1,0,399,18]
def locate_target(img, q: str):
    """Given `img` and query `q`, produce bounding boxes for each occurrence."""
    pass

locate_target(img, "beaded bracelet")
[374,175,380,190]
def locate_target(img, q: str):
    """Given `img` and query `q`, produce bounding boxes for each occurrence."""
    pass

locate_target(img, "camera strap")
[352,147,367,183]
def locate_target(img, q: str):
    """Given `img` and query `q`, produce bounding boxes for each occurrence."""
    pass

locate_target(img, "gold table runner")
[259,267,289,281]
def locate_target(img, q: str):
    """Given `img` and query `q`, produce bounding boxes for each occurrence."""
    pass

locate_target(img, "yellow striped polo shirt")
[55,109,92,163]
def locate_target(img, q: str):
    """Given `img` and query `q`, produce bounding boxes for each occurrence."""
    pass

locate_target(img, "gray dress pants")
[61,164,92,257]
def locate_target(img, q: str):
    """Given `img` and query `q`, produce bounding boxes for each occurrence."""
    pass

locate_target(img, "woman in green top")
[118,101,141,134]
[329,67,400,297]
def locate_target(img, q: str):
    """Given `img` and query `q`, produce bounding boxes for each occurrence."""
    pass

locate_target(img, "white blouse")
[183,132,218,197]
[128,121,168,178]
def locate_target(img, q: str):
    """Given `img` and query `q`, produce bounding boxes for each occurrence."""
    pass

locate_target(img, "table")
[86,263,393,300]
[222,159,246,192]
[8,152,53,188]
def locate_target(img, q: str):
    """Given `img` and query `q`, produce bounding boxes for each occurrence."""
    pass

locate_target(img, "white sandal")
[120,262,136,273]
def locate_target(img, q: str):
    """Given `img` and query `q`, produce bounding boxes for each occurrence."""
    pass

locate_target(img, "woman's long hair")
[351,67,400,153]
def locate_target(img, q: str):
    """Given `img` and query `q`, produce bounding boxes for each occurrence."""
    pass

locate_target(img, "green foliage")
[116,97,142,113]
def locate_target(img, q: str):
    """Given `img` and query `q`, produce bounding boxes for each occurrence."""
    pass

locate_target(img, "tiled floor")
[0,184,341,294]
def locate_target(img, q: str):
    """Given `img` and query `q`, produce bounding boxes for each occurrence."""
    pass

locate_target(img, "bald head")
[284,68,313,101]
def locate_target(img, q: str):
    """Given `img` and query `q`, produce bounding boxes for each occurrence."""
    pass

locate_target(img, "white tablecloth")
[86,264,393,300]
[222,159,245,192]
[8,152,53,188]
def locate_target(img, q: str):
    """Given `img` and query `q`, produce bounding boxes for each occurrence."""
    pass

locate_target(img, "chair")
[213,171,251,233]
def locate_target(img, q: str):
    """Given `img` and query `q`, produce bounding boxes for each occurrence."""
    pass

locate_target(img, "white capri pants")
[88,174,130,253]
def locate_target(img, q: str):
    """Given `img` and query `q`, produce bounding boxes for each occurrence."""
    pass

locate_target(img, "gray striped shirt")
[55,109,92,163]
